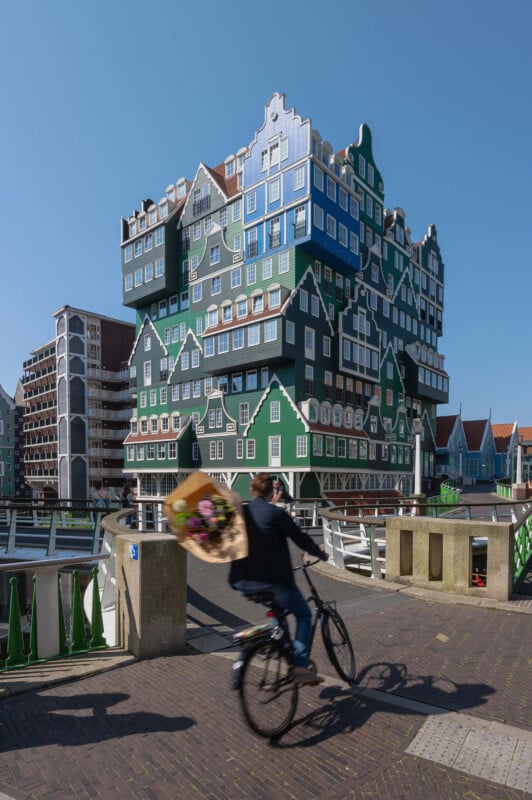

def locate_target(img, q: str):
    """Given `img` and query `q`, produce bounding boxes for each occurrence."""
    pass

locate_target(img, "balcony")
[87,388,132,402]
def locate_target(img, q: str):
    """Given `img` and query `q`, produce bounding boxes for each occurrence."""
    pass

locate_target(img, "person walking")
[121,481,133,526]
[229,472,328,685]
[271,478,294,513]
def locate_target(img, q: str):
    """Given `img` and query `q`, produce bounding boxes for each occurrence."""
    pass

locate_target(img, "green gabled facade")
[120,93,449,503]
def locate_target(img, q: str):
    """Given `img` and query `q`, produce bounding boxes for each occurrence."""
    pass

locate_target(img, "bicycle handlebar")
[295,555,322,570]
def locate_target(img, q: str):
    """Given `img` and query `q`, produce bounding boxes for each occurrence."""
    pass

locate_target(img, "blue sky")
[1,0,530,424]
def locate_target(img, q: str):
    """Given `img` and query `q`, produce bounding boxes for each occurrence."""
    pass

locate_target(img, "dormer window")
[159,201,168,218]
[226,159,235,177]
[129,220,136,237]
[139,216,147,231]
[149,209,157,225]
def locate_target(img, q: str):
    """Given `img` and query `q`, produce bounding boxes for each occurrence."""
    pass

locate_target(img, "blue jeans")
[270,583,312,667]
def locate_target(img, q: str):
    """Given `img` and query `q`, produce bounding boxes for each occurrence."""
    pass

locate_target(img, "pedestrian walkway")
[0,565,531,798]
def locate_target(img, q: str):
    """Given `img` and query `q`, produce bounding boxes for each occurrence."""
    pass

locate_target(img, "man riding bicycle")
[229,472,328,685]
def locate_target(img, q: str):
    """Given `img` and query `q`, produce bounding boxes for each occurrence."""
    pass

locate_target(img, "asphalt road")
[186,528,410,634]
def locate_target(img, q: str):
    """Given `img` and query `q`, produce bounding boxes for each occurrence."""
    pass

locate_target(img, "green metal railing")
[512,506,532,586]
[0,555,109,671]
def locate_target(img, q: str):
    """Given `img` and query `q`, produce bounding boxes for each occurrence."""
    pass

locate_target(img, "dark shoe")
[293,666,324,686]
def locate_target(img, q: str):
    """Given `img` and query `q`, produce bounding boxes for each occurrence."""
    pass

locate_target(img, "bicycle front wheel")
[321,608,356,683]
[239,639,298,738]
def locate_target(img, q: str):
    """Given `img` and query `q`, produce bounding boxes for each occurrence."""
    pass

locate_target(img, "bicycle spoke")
[321,609,356,683]
[239,640,298,738]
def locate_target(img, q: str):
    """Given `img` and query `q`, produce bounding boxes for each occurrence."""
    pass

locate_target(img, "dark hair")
[250,472,274,497]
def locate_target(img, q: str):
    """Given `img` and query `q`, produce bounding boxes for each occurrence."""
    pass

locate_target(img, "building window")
[236,439,244,459]
[294,165,305,191]
[326,176,336,202]
[296,436,307,458]
[246,191,257,214]
[143,361,152,386]
[326,214,336,239]
[247,263,256,285]
[264,320,277,342]
[314,166,324,191]
[210,245,220,265]
[304,327,315,360]
[248,324,260,346]
[232,373,242,392]
[248,228,258,258]
[300,289,308,312]
[279,251,289,273]
[246,370,257,390]
[239,403,249,425]
[313,435,323,456]
[269,177,280,203]
[232,329,244,349]
[270,401,280,423]
[218,333,229,353]
[305,364,314,395]
[314,205,324,230]
[211,276,221,295]
[247,439,256,459]
[252,294,264,314]
[269,217,280,248]
[231,267,241,288]
[286,320,295,344]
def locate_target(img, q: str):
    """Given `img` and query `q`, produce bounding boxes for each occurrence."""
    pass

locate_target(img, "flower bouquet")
[163,471,247,563]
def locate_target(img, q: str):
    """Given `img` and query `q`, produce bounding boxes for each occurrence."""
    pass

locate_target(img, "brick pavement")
[0,587,531,798]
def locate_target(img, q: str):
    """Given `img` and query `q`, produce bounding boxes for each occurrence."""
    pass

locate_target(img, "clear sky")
[1,0,530,424]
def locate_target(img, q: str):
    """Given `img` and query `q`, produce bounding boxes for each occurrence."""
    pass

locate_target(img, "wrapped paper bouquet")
[163,471,247,563]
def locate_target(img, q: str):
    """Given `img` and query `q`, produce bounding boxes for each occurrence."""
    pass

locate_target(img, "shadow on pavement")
[269,662,495,748]
[355,660,495,713]
[0,691,195,752]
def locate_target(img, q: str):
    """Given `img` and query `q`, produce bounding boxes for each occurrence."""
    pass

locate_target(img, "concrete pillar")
[115,533,187,658]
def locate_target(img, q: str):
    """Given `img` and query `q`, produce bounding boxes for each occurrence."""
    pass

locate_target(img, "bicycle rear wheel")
[239,639,298,738]
[321,608,356,683]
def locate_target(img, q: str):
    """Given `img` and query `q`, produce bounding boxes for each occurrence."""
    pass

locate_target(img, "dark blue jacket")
[229,496,325,588]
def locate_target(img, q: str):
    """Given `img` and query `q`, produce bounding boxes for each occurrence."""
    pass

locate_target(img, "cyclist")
[229,472,328,685]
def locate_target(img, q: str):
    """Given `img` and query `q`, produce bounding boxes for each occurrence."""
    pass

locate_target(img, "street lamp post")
[413,417,423,496]
[516,435,523,484]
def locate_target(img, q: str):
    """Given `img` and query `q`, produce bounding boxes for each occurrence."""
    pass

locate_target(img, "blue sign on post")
[128,543,139,560]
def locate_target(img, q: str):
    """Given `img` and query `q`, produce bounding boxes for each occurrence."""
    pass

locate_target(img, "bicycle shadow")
[270,661,495,748]
[353,661,496,713]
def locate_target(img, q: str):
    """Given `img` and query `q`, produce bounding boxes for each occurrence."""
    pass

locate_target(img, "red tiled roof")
[518,426,532,444]
[208,164,240,198]
[436,415,458,448]
[491,423,514,453]
[463,420,488,451]
[123,430,180,445]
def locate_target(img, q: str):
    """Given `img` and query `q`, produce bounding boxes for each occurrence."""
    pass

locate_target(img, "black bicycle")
[232,557,356,738]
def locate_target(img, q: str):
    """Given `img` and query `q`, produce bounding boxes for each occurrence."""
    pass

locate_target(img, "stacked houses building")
[121,93,449,502]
